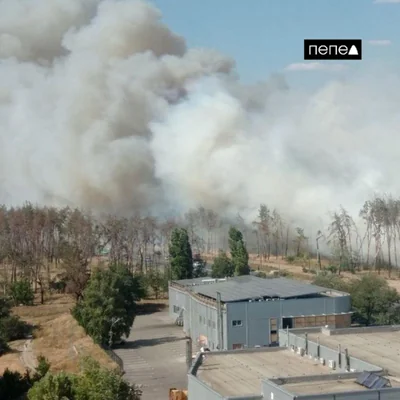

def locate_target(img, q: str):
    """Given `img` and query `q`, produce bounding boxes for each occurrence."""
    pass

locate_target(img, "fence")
[100,344,124,373]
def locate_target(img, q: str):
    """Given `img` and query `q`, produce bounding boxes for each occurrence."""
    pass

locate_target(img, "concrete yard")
[307,331,400,378]
[282,377,400,395]
[196,348,335,397]
[114,308,188,400]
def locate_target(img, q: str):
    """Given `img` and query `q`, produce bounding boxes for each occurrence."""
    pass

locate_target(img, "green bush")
[0,315,32,341]
[28,357,142,400]
[326,265,338,274]
[32,355,51,381]
[27,372,74,400]
[9,280,34,306]
[309,269,317,275]
[286,256,295,264]
[212,251,234,278]
[0,335,9,355]
[0,369,32,400]
[277,270,292,277]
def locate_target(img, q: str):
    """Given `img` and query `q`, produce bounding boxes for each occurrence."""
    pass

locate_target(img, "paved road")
[114,309,188,400]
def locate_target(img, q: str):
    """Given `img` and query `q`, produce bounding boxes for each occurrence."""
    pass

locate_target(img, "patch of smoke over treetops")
[0,0,399,233]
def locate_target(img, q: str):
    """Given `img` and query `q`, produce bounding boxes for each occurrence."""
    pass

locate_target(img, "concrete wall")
[261,380,294,400]
[295,388,400,400]
[323,325,400,336]
[188,353,225,400]
[187,374,224,400]
[225,295,351,349]
[278,329,381,373]
[266,373,400,400]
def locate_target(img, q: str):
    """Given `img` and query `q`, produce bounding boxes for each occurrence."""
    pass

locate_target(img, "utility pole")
[216,292,223,350]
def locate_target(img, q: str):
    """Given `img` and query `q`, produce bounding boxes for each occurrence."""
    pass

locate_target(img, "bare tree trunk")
[387,236,392,277]
[393,229,398,269]
[285,227,289,257]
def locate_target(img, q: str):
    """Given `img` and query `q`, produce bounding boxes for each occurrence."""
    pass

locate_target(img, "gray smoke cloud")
[0,0,398,226]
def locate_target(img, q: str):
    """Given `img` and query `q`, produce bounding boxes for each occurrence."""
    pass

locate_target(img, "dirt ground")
[204,252,400,291]
[0,294,117,375]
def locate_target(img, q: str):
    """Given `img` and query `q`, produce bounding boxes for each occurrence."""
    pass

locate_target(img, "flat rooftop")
[196,348,336,397]
[306,328,400,378]
[281,376,400,395]
[172,275,344,303]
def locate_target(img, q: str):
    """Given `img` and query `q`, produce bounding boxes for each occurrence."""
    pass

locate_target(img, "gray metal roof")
[172,276,213,286]
[188,275,333,302]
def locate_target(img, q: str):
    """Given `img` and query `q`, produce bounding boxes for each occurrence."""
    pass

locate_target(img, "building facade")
[169,275,351,350]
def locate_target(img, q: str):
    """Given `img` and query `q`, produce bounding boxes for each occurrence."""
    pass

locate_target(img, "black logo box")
[304,39,362,60]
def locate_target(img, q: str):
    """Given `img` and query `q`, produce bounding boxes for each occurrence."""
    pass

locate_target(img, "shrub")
[309,269,317,274]
[0,315,32,341]
[326,265,338,274]
[277,270,291,277]
[32,356,51,381]
[9,280,34,306]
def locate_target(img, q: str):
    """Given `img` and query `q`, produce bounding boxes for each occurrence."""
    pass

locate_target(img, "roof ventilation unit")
[328,360,336,370]
[319,358,325,365]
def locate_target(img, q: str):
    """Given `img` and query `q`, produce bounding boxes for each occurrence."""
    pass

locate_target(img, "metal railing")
[100,344,124,373]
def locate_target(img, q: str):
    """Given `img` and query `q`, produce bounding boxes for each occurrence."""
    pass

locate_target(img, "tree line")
[313,272,400,326]
[326,195,400,275]
[0,196,399,295]
[0,203,306,291]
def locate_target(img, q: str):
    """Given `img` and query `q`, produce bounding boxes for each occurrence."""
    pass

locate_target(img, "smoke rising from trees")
[0,0,399,225]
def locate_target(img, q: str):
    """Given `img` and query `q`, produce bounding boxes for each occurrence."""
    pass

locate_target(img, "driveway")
[114,305,188,400]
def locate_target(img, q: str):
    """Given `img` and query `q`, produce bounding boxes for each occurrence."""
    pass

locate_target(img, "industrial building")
[187,324,400,400]
[169,275,351,350]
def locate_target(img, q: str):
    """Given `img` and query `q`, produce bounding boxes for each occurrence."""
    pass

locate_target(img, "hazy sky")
[150,0,400,86]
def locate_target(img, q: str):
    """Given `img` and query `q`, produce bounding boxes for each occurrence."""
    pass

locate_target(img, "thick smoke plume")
[0,0,399,225]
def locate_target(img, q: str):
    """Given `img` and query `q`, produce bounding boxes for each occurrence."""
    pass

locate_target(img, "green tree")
[28,372,74,400]
[350,275,400,326]
[169,228,193,280]
[28,358,141,400]
[211,251,234,278]
[193,260,207,278]
[146,269,167,299]
[32,355,51,381]
[314,274,400,326]
[72,265,144,346]
[0,297,11,318]
[73,358,141,400]
[9,280,34,306]
[0,369,32,400]
[228,227,250,276]
[0,315,32,341]
[312,273,349,292]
